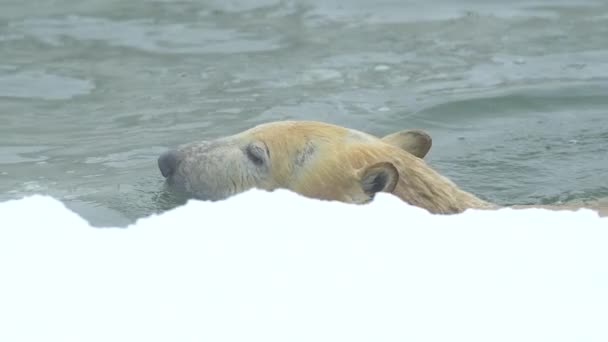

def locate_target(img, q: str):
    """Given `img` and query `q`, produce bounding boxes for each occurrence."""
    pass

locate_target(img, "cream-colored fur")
[246,122,494,214]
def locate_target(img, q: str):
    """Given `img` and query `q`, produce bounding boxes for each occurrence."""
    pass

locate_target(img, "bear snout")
[158,149,182,178]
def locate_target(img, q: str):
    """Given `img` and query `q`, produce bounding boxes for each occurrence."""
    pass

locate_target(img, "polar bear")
[158,120,495,214]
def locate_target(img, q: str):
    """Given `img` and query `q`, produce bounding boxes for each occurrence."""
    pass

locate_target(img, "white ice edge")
[1,189,607,342]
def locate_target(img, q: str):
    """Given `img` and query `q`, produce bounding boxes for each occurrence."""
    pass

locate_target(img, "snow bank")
[1,189,607,342]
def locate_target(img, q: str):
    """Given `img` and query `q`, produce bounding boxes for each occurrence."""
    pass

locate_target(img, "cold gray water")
[1,0,607,226]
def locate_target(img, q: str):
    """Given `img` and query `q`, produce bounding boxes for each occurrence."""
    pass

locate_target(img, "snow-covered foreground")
[1,189,607,342]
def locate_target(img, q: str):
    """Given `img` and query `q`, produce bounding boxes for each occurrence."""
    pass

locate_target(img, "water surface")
[1,0,607,226]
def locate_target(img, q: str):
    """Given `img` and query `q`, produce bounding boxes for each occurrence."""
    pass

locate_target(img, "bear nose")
[158,149,182,178]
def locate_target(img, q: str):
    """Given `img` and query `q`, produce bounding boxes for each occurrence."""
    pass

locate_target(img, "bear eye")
[245,143,267,166]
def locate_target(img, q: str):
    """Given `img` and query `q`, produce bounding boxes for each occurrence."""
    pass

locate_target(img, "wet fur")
[241,121,494,213]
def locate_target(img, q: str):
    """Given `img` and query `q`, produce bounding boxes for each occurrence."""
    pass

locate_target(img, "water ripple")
[9,15,282,54]
[0,68,94,100]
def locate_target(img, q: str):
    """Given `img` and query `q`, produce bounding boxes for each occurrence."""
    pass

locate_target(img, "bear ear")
[358,162,399,197]
[381,129,432,159]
